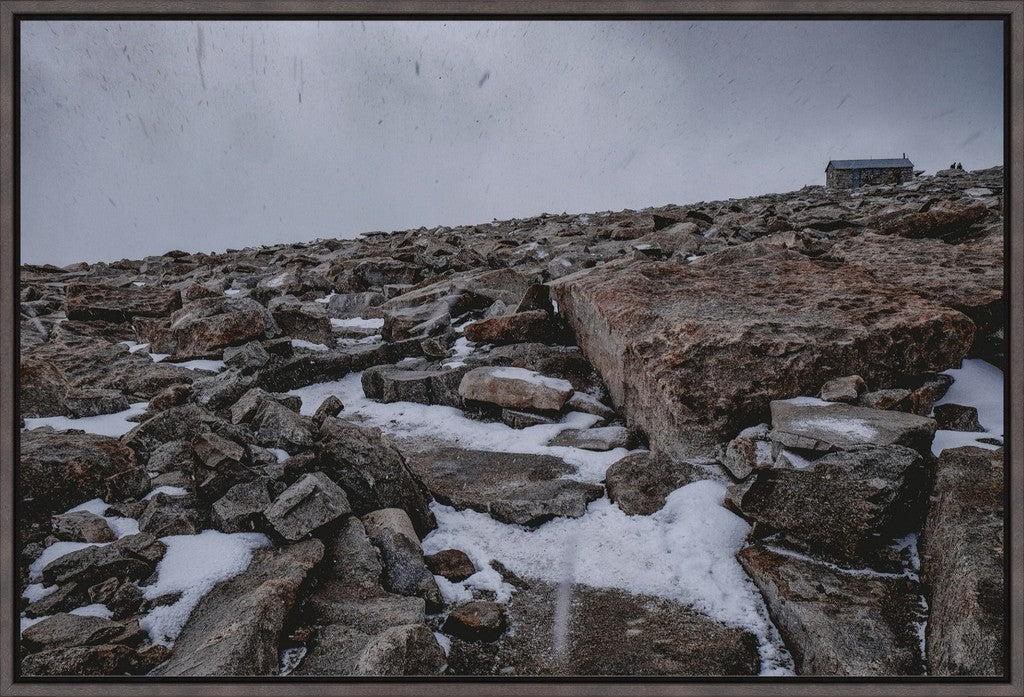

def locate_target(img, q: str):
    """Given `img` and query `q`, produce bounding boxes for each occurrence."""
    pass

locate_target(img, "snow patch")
[23,402,149,438]
[140,530,271,646]
[330,317,384,330]
[291,339,329,352]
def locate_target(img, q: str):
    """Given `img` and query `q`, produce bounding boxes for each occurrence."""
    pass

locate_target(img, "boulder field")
[17,166,1005,677]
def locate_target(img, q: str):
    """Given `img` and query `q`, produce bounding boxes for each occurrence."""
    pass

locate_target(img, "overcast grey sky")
[20,19,1003,266]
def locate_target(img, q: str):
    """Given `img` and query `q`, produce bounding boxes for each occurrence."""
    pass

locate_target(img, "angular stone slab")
[458,366,574,412]
[768,400,936,455]
[361,508,443,612]
[65,282,182,323]
[737,544,924,676]
[263,471,351,541]
[553,258,972,458]
[727,445,927,563]
[405,447,603,527]
[921,446,1005,676]
[153,539,324,676]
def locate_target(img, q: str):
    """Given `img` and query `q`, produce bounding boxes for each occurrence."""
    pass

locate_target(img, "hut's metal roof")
[827,158,914,170]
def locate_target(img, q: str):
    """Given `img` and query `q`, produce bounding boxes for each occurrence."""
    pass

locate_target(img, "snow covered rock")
[768,400,937,455]
[153,539,324,676]
[553,257,973,459]
[263,472,352,541]
[737,544,924,676]
[921,446,1004,676]
[41,533,166,587]
[458,366,574,412]
[727,445,927,564]
[65,281,182,323]
[361,508,444,612]
[50,510,116,543]
[547,425,635,451]
[405,447,603,527]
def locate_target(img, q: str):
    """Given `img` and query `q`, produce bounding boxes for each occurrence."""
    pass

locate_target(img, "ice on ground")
[144,486,189,500]
[169,359,226,372]
[21,615,50,634]
[70,603,113,619]
[139,530,271,646]
[422,482,793,675]
[224,288,242,296]
[268,448,290,463]
[433,632,452,656]
[775,395,832,407]
[793,416,878,441]
[23,402,149,437]
[22,583,57,603]
[932,359,1004,455]
[288,374,638,481]
[315,292,336,304]
[119,340,151,354]
[330,317,384,330]
[488,367,573,393]
[291,339,329,352]
[964,187,993,197]
[442,337,474,366]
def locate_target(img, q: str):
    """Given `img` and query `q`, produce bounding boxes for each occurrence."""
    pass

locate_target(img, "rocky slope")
[17,166,1005,677]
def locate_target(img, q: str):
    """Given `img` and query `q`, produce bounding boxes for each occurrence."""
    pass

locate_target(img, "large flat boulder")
[921,447,1004,676]
[20,428,144,520]
[767,400,936,455]
[826,230,1003,329]
[65,282,182,323]
[153,539,324,676]
[168,296,280,358]
[405,447,603,526]
[458,366,574,412]
[553,258,973,458]
[737,544,924,676]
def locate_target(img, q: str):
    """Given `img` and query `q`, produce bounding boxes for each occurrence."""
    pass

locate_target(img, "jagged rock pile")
[18,166,1005,677]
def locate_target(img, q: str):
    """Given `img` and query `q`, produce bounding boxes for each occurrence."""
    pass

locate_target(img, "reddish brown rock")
[424,549,476,582]
[443,600,507,642]
[20,429,141,518]
[463,309,562,345]
[65,282,182,323]
[866,201,988,240]
[826,230,1003,329]
[554,258,974,458]
[168,296,279,358]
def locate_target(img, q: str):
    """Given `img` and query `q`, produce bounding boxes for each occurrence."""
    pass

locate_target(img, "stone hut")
[826,156,914,188]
